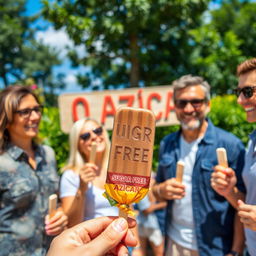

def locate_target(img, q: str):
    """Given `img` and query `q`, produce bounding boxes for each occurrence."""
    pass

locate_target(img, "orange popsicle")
[104,107,156,216]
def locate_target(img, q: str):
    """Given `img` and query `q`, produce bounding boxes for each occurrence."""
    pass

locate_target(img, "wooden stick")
[176,160,185,183]
[48,194,58,218]
[89,142,97,163]
[216,148,228,168]
[119,208,128,219]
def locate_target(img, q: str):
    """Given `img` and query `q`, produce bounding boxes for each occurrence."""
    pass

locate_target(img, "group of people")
[1,58,256,256]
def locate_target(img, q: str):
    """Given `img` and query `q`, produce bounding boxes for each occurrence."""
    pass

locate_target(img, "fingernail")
[112,218,127,232]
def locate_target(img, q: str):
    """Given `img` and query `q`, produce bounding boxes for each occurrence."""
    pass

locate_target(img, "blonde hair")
[62,118,110,172]
[0,86,40,154]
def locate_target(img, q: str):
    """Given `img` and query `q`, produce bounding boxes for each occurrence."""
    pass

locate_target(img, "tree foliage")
[42,0,210,89]
[0,0,65,101]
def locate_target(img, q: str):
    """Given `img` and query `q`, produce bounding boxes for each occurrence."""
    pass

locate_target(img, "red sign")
[58,85,178,133]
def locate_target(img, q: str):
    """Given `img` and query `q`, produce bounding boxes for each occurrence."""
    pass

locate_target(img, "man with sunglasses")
[153,75,245,256]
[211,58,256,256]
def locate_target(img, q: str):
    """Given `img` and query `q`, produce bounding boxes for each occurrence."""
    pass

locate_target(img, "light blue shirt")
[242,130,256,256]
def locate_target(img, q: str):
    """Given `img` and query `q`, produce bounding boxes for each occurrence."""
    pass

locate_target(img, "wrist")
[156,184,162,198]
[229,250,243,256]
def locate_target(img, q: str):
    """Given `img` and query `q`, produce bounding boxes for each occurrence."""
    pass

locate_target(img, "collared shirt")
[242,130,256,256]
[0,143,59,256]
[156,119,246,256]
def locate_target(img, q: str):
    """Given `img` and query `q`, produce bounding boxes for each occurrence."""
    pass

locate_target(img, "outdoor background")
[1,0,256,172]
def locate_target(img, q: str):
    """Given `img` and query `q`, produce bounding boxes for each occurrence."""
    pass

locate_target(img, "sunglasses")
[80,127,103,141]
[234,86,256,99]
[174,98,207,109]
[15,105,44,119]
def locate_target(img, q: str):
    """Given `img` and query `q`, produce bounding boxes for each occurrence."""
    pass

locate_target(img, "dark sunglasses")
[234,86,256,99]
[80,127,103,141]
[15,105,44,118]
[174,98,207,109]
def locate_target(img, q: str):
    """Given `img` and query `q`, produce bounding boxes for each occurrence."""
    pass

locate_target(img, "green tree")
[0,0,65,105]
[42,0,210,89]
[187,0,256,95]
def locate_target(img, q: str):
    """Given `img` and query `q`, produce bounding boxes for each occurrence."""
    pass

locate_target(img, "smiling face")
[237,70,256,123]
[7,94,42,143]
[174,85,210,130]
[78,120,106,160]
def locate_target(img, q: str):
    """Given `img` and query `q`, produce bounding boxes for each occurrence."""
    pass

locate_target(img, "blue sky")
[25,0,86,93]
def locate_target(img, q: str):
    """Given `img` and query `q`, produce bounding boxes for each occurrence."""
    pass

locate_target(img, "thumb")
[238,199,245,209]
[82,217,128,256]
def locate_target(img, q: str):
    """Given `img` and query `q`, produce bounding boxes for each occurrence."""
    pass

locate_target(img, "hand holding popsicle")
[104,107,156,217]
[211,148,237,197]
[46,194,68,236]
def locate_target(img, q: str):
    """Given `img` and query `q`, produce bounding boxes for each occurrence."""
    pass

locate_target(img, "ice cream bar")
[176,161,184,183]
[104,107,156,216]
[216,148,228,168]
[48,194,57,218]
[89,142,97,163]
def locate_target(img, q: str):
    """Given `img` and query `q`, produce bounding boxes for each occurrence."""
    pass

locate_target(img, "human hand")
[238,200,256,231]
[159,178,185,200]
[79,163,98,187]
[46,216,138,256]
[211,165,237,197]
[45,208,68,236]
[131,247,143,256]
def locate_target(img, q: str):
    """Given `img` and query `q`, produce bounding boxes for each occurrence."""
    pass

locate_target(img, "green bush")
[39,95,256,173]
[39,107,69,173]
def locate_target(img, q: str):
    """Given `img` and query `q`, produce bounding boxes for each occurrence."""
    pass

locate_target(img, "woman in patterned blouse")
[0,85,67,256]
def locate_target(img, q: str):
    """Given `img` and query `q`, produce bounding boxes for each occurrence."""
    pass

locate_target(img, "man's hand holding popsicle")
[211,148,237,198]
[153,161,185,201]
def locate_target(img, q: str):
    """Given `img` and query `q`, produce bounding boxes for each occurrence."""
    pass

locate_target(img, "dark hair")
[237,58,256,76]
[0,86,40,153]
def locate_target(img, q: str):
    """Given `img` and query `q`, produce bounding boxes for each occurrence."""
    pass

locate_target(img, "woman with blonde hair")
[0,85,67,256]
[60,118,118,227]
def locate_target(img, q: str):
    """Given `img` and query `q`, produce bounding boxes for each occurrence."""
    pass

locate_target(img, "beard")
[180,118,202,130]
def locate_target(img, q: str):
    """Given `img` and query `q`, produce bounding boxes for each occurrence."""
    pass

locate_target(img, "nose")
[30,109,41,120]
[237,93,245,105]
[183,102,195,112]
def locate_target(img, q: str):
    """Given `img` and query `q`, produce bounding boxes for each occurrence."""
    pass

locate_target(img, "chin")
[181,120,201,130]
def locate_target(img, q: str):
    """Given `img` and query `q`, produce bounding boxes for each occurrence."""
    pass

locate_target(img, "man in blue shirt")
[153,75,245,256]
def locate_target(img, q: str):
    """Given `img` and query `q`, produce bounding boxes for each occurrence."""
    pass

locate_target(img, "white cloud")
[35,26,87,58]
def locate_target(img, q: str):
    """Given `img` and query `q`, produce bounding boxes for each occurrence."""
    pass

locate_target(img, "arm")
[142,201,167,215]
[227,212,245,256]
[61,184,87,228]
[60,164,97,227]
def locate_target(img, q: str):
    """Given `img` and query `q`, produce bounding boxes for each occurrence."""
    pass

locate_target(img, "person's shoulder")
[0,151,16,171]
[40,144,56,159]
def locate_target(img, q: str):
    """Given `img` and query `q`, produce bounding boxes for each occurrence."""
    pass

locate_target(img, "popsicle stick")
[176,160,184,183]
[48,194,57,218]
[216,148,228,168]
[119,209,128,219]
[89,142,97,163]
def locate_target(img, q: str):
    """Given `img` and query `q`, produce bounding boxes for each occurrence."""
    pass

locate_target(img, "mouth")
[25,123,39,130]
[244,107,256,112]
